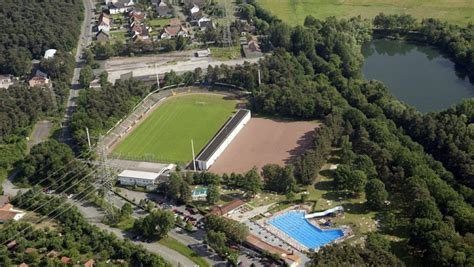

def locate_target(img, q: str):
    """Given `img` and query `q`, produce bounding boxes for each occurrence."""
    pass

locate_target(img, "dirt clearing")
[209,118,318,174]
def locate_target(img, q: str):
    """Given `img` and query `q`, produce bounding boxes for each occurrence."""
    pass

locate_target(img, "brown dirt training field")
[209,118,318,174]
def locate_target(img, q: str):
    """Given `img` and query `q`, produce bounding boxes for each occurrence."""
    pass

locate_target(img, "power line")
[0,169,99,235]
[2,180,106,244]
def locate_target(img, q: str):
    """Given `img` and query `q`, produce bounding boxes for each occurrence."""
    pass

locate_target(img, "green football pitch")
[111,94,237,164]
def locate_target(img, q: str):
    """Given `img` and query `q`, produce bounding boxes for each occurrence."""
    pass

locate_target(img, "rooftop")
[196,109,250,162]
[118,170,160,180]
[210,199,245,216]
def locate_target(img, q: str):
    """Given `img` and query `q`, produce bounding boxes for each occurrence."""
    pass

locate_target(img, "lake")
[362,39,474,112]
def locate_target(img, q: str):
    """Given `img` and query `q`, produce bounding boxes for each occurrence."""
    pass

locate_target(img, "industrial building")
[195,109,251,170]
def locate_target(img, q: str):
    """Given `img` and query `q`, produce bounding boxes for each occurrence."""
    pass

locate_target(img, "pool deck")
[260,206,351,253]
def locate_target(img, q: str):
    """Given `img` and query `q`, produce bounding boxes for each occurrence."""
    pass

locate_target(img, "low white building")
[44,49,57,59]
[0,74,13,89]
[118,170,160,186]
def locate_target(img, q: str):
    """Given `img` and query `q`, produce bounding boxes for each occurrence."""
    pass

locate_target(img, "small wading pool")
[268,211,344,249]
[192,187,208,197]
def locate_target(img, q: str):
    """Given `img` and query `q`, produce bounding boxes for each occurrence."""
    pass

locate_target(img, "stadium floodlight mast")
[154,63,160,90]
[86,127,92,151]
[191,139,196,171]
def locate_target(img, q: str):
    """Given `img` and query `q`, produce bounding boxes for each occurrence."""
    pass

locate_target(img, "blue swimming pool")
[192,187,207,197]
[268,211,344,249]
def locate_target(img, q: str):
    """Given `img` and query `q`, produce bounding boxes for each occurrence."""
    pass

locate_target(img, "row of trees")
[14,140,91,192]
[71,79,150,151]
[1,189,170,266]
[0,0,82,76]
[132,209,175,239]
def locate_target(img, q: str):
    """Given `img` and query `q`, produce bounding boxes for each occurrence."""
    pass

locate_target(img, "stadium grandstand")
[195,109,251,170]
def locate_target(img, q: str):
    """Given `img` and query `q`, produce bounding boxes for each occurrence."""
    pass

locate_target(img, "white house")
[98,14,111,33]
[118,170,161,186]
[161,25,188,39]
[44,49,57,59]
[190,4,200,14]
[107,0,134,14]
[0,74,13,89]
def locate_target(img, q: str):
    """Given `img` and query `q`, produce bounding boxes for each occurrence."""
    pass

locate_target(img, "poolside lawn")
[304,162,377,239]
[159,236,210,267]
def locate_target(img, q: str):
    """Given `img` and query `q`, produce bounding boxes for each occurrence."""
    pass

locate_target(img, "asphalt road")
[70,199,197,267]
[28,120,53,149]
[61,0,95,143]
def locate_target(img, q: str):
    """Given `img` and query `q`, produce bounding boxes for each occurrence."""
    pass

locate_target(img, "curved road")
[71,199,196,267]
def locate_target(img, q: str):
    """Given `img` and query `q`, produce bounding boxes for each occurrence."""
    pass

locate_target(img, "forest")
[200,1,474,265]
[0,0,82,76]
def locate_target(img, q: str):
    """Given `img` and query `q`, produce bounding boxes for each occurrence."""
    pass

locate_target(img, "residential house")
[98,13,111,32]
[6,240,17,250]
[131,24,152,41]
[84,259,95,267]
[151,0,161,6]
[107,0,134,14]
[46,250,59,258]
[0,74,13,89]
[242,39,262,58]
[156,1,172,18]
[197,17,213,30]
[189,9,203,23]
[61,256,72,264]
[210,199,245,216]
[190,4,200,14]
[161,23,188,39]
[0,204,25,223]
[96,30,110,43]
[25,248,37,255]
[18,263,28,267]
[128,10,146,22]
[28,70,50,87]
[43,49,57,59]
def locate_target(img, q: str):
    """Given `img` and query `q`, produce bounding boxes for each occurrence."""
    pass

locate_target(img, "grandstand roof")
[196,109,250,162]
[118,170,160,180]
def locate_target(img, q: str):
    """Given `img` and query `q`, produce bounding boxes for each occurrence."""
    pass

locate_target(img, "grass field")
[112,94,237,164]
[257,0,474,25]
[210,46,242,60]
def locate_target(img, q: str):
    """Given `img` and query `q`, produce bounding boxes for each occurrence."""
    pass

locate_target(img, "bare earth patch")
[209,118,319,174]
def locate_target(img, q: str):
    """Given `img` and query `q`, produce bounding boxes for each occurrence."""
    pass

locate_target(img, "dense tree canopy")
[2,189,170,266]
[0,0,82,75]
[0,86,53,142]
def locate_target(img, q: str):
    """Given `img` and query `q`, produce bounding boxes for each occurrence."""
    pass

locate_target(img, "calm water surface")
[362,39,474,112]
